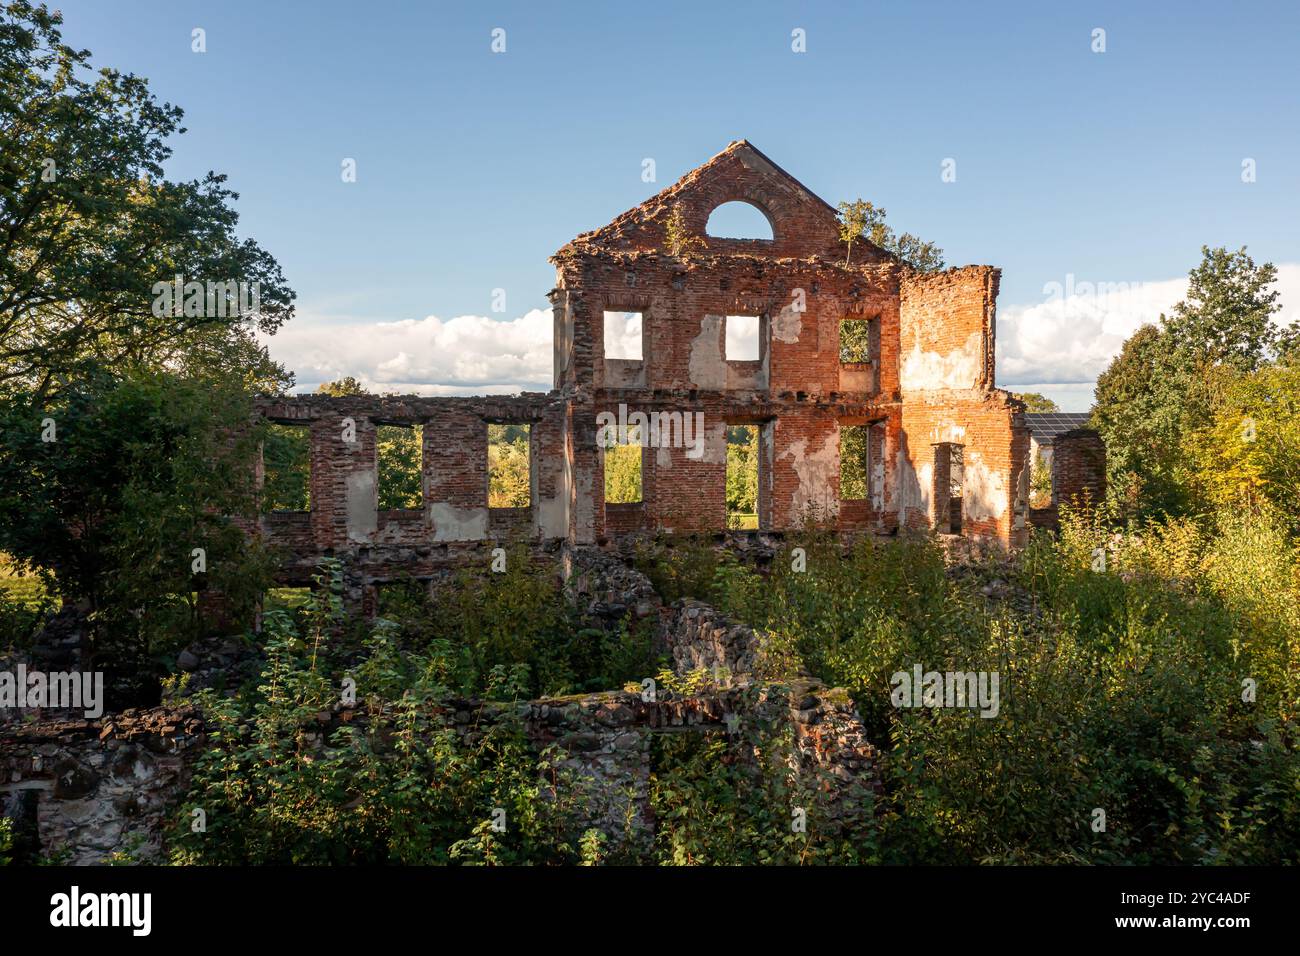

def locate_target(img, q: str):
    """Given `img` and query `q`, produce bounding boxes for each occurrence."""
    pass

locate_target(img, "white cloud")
[262,264,1300,403]
[996,263,1300,391]
[262,307,554,395]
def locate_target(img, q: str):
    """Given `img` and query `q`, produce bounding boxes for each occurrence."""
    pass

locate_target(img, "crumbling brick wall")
[1052,429,1107,510]
[244,140,1039,607]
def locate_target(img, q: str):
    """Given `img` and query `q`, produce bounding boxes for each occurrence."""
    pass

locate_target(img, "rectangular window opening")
[946,444,965,534]
[262,422,311,512]
[488,423,531,508]
[264,587,312,613]
[839,425,871,501]
[726,424,759,529]
[377,424,423,510]
[839,318,872,364]
[602,423,643,504]
[725,314,761,361]
[603,310,643,360]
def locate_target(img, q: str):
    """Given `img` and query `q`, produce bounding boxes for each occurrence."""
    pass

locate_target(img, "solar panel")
[1025,413,1093,441]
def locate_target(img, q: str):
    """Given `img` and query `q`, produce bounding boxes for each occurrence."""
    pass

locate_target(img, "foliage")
[603,441,642,503]
[0,1,293,399]
[839,425,869,500]
[837,198,945,271]
[261,422,310,511]
[375,549,660,698]
[725,425,758,526]
[0,366,273,700]
[1013,392,1060,413]
[663,203,706,257]
[377,425,422,510]
[1184,363,1300,531]
[839,319,872,363]
[1029,450,1052,508]
[487,423,530,508]
[315,377,366,397]
[649,689,876,865]
[1093,246,1287,523]
[632,536,722,604]
[0,816,12,865]
[172,566,588,865]
[676,519,1300,864]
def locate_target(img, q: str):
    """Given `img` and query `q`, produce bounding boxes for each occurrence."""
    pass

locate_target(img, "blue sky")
[53,0,1300,409]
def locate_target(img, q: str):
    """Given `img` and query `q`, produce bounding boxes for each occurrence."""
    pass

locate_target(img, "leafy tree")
[603,442,642,504]
[726,425,758,524]
[262,423,310,511]
[1163,246,1281,373]
[488,424,530,508]
[377,425,422,510]
[1185,363,1300,530]
[0,2,294,400]
[1013,392,1060,413]
[0,366,273,702]
[316,376,366,397]
[837,198,944,271]
[839,425,869,500]
[1092,246,1285,521]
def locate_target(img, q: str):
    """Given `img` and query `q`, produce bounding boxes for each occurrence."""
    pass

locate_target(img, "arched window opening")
[705,201,774,241]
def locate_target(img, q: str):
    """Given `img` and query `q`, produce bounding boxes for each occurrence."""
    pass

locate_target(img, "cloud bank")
[997,264,1300,389]
[263,266,1299,406]
[264,307,554,395]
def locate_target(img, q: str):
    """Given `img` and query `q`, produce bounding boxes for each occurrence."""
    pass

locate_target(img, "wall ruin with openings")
[248,141,1048,609]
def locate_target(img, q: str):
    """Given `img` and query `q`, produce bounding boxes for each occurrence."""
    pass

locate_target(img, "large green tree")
[1092,246,1284,521]
[0,366,274,701]
[0,1,294,399]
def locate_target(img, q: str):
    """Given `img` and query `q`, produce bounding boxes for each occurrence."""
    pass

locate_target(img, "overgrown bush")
[639,514,1300,864]
[173,564,589,865]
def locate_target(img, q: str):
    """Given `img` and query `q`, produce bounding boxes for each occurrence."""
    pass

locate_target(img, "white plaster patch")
[701,421,727,465]
[960,450,1007,522]
[688,315,726,389]
[429,501,487,542]
[535,493,567,540]
[779,430,840,519]
[901,330,982,392]
[772,303,802,344]
[893,450,928,524]
[345,470,377,543]
[928,422,968,445]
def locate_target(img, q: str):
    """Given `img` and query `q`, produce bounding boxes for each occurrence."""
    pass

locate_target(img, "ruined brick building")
[254,142,1107,608]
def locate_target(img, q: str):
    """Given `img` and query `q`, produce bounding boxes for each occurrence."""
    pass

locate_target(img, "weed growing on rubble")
[372,544,659,697]
[172,567,588,865]
[648,685,877,865]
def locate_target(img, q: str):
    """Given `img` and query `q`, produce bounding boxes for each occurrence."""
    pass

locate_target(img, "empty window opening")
[839,425,871,501]
[264,587,312,613]
[488,423,531,508]
[705,201,774,241]
[602,423,643,504]
[377,424,423,510]
[1030,449,1053,509]
[726,425,760,530]
[934,442,965,534]
[263,422,311,511]
[603,311,643,360]
[375,578,433,620]
[725,314,761,361]
[840,319,873,364]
